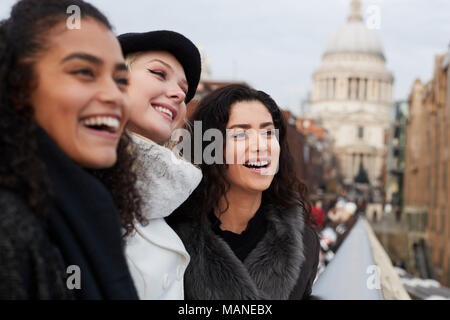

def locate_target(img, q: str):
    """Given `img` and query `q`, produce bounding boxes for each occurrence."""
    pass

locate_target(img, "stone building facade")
[308,0,393,187]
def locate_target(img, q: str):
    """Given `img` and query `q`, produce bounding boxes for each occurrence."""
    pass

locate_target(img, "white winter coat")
[125,133,202,299]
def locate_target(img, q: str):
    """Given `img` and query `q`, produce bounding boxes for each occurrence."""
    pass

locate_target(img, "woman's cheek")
[174,104,187,129]
[270,139,281,174]
[225,143,236,165]
[226,140,247,165]
[121,95,132,125]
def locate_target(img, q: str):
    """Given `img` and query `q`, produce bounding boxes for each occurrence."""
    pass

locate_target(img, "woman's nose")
[166,82,186,104]
[249,130,268,153]
[97,77,126,108]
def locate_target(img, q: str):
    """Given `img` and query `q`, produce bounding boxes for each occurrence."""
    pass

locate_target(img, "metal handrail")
[312,216,410,300]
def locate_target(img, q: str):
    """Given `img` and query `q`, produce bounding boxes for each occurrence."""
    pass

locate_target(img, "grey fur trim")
[176,204,305,300]
[245,204,305,299]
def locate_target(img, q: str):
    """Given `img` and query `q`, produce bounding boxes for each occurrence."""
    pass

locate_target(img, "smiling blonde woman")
[118,30,202,299]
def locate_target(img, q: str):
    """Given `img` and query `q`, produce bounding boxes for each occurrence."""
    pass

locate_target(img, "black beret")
[118,30,201,103]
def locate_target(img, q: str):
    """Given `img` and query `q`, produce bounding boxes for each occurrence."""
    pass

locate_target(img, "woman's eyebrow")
[61,52,103,65]
[115,63,128,71]
[260,122,275,128]
[61,53,127,72]
[144,58,171,70]
[227,122,274,130]
[228,124,251,130]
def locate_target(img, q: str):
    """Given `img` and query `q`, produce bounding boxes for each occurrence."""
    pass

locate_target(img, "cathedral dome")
[324,0,385,59]
[324,21,384,59]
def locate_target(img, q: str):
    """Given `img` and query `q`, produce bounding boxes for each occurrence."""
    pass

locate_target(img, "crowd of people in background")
[311,195,367,276]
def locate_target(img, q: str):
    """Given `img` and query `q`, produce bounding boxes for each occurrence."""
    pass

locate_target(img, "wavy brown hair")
[169,84,313,227]
[0,0,144,236]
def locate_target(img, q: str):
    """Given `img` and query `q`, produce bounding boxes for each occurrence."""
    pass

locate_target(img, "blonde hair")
[165,118,193,153]
[124,51,144,69]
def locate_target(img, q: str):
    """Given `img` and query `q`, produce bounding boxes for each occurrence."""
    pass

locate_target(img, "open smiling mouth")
[243,160,270,169]
[154,106,174,119]
[81,116,120,134]
[151,103,177,122]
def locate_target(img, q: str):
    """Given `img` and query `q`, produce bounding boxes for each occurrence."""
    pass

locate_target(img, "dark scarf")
[171,202,306,300]
[36,129,138,300]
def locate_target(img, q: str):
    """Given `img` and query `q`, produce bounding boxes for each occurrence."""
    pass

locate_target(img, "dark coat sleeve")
[289,224,320,300]
[0,189,72,300]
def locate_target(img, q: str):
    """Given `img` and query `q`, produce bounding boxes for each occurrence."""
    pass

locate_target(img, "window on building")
[303,145,310,163]
[348,78,352,99]
[358,126,364,139]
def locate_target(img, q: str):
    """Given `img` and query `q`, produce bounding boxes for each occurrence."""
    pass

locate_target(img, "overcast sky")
[1,0,449,114]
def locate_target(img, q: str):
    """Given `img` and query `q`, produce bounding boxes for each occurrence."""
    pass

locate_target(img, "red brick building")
[403,51,450,285]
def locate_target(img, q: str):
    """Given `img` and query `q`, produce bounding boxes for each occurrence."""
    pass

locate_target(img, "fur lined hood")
[170,203,320,300]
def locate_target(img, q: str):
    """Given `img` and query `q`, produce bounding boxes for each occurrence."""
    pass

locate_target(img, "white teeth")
[155,106,173,119]
[246,160,269,168]
[82,116,120,132]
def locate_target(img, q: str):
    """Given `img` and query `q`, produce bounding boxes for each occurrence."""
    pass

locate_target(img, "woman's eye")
[115,77,129,86]
[72,68,94,78]
[231,132,247,139]
[261,129,276,137]
[148,69,166,79]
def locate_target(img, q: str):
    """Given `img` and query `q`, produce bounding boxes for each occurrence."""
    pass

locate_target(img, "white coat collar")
[131,133,202,220]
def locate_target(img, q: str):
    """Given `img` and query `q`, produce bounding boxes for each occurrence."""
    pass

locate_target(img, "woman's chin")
[245,182,273,193]
[141,127,172,145]
[74,151,117,170]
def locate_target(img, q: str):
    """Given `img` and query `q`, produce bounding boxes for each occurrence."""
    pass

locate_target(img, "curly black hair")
[169,84,313,227]
[0,0,144,236]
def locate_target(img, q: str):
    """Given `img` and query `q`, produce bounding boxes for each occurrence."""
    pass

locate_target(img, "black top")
[0,128,138,300]
[36,128,138,300]
[209,205,267,262]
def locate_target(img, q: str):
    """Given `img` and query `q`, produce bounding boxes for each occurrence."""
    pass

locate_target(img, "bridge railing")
[312,216,410,300]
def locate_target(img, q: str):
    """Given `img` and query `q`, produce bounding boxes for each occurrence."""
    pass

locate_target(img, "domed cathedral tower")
[309,0,393,188]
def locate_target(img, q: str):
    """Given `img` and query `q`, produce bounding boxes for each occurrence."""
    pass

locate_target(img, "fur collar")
[131,133,202,220]
[174,203,306,299]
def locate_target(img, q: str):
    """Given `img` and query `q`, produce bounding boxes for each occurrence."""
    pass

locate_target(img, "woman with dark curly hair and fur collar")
[167,84,320,300]
[0,0,144,299]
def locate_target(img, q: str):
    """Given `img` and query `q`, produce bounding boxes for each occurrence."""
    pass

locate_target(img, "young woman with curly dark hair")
[167,84,320,300]
[0,0,144,299]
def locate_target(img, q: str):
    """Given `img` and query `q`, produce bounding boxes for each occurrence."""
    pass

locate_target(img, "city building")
[403,49,450,286]
[385,101,409,213]
[296,118,340,195]
[308,0,394,188]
